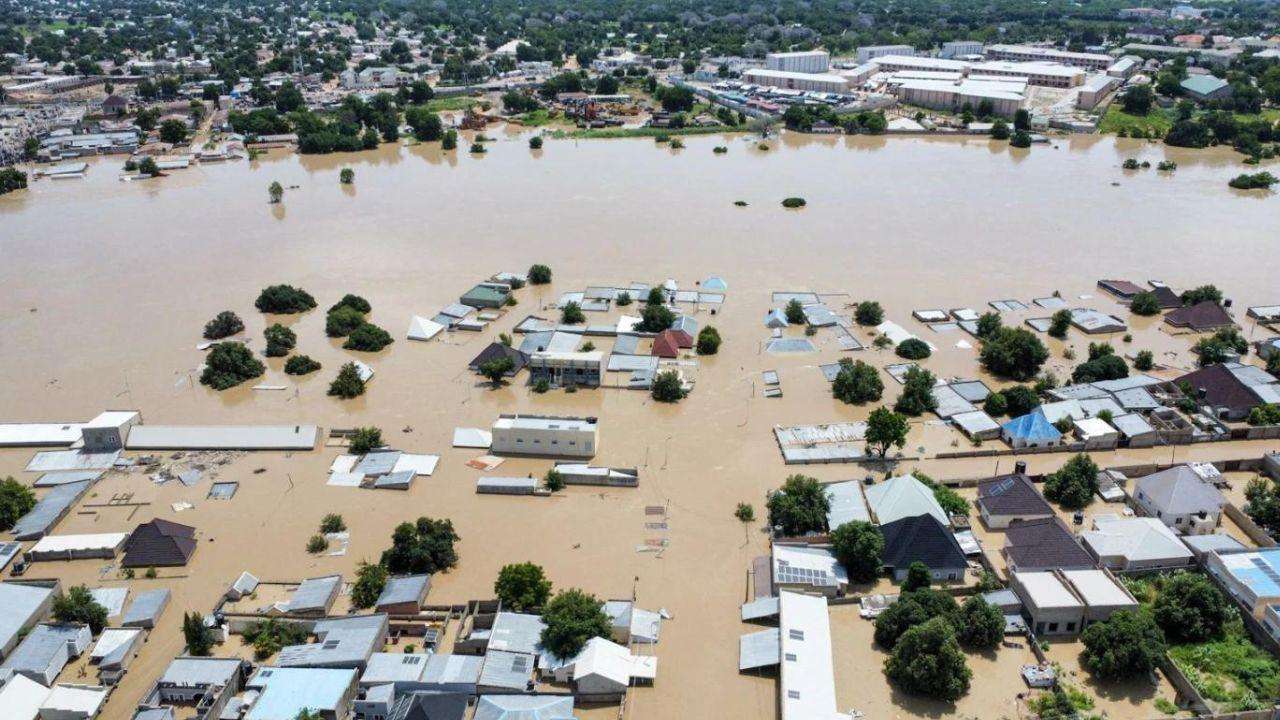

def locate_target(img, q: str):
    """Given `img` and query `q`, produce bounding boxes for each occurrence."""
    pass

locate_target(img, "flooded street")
[2,130,1279,720]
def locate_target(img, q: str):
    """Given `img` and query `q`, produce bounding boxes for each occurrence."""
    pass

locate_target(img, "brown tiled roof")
[1098,279,1145,298]
[652,330,680,358]
[1003,517,1095,571]
[1165,301,1234,331]
[122,519,197,568]
[978,473,1054,518]
[1174,364,1259,414]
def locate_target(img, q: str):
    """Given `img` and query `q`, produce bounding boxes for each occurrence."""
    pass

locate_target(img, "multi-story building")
[742,69,850,94]
[764,50,830,74]
[527,351,604,388]
[490,415,599,458]
[985,44,1113,71]
[856,44,916,63]
[940,40,985,58]
[969,60,1086,88]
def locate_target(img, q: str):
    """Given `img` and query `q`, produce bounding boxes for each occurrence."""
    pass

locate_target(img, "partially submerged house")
[879,514,968,582]
[284,575,343,616]
[1165,300,1234,332]
[772,543,848,597]
[1001,410,1062,449]
[1003,517,1096,572]
[374,575,431,615]
[490,415,598,459]
[865,474,949,527]
[1206,547,1280,618]
[90,627,145,684]
[1174,363,1276,421]
[0,581,58,660]
[468,343,528,376]
[1010,569,1138,636]
[1081,515,1195,571]
[0,623,92,686]
[977,473,1054,529]
[276,614,388,670]
[1133,465,1226,534]
[121,519,197,568]
[241,666,359,720]
[544,636,656,701]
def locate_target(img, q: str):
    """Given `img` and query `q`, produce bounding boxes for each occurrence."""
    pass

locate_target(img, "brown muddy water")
[1,130,1279,720]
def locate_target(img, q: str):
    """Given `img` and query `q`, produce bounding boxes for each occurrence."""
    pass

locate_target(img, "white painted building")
[490,415,598,458]
[940,40,985,58]
[765,50,830,74]
[985,44,1112,71]
[79,411,140,452]
[741,69,849,94]
[856,44,916,63]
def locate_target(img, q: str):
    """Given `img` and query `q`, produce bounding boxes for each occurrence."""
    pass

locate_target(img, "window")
[787,690,801,700]
[784,653,797,662]
[1048,622,1059,632]
[1066,622,1076,631]
[788,629,805,641]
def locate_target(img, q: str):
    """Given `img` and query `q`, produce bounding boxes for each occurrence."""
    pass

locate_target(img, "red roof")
[652,330,681,358]
[1165,301,1234,331]
[669,329,694,349]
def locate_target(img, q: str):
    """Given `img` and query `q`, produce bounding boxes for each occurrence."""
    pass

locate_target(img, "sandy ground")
[1,131,1279,720]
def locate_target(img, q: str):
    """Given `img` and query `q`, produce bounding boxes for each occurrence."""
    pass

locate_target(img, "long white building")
[856,44,916,63]
[940,40,985,58]
[490,414,599,458]
[742,68,850,94]
[893,78,1027,117]
[969,60,1085,88]
[765,50,830,74]
[985,44,1113,71]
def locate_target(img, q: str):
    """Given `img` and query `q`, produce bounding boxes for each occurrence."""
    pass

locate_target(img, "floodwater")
[2,130,1279,720]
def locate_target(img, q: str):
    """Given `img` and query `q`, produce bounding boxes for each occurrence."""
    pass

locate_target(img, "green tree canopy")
[0,477,36,532]
[350,561,389,609]
[894,366,938,417]
[831,521,883,583]
[767,474,830,536]
[980,327,1049,380]
[885,616,972,701]
[495,562,553,611]
[832,358,883,405]
[53,585,109,633]
[1153,572,1233,644]
[540,588,611,658]
[255,284,316,314]
[956,596,1004,650]
[1080,610,1166,681]
[328,361,367,398]
[380,517,460,575]
[349,426,383,455]
[200,342,266,390]
[1042,454,1099,510]
[203,310,244,340]
[866,407,909,458]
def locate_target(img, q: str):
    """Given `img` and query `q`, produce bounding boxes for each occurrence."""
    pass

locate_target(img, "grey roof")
[612,334,641,355]
[738,628,781,670]
[474,694,575,720]
[122,588,171,628]
[740,595,780,622]
[2,623,86,676]
[0,583,56,655]
[422,653,483,688]
[286,575,342,613]
[353,451,402,476]
[978,473,1053,518]
[825,481,871,528]
[765,338,816,354]
[1004,518,1096,571]
[932,385,976,419]
[277,615,387,669]
[1113,387,1159,411]
[1136,466,1227,515]
[1181,533,1246,556]
[135,709,176,720]
[1111,413,1155,438]
[158,656,243,687]
[360,652,430,684]
[949,380,992,403]
[607,354,659,372]
[545,332,581,353]
[375,575,430,609]
[93,627,143,667]
[488,612,545,655]
[12,479,94,540]
[34,471,103,487]
[478,649,534,690]
[438,303,475,319]
[518,331,554,354]
[373,470,415,490]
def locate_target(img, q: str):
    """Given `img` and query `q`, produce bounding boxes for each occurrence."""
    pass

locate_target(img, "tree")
[735,503,755,522]
[328,361,367,398]
[200,342,265,390]
[307,534,329,553]
[1080,610,1165,681]
[263,323,296,357]
[1048,309,1071,339]
[1003,385,1040,417]
[351,561,389,609]
[651,370,686,402]
[885,616,972,701]
[855,301,884,326]
[320,514,346,534]
[405,106,443,141]
[1010,130,1032,148]
[203,310,244,339]
[326,306,365,337]
[983,391,1008,417]
[256,285,315,314]
[874,588,958,648]
[285,355,321,375]
[544,468,565,491]
[528,264,552,284]
[895,366,938,417]
[1153,572,1232,644]
[1246,476,1280,536]
[991,119,1010,140]
[268,181,283,203]
[541,588,612,657]
[696,326,721,355]
[1013,109,1031,131]
[1130,292,1161,316]
[1043,454,1099,510]
[896,338,931,360]
[902,562,932,591]
[866,407,909,458]
[0,477,37,532]
[329,294,371,314]
[158,118,188,145]
[980,327,1049,380]
[182,611,214,655]
[343,323,394,351]
[956,596,1004,650]
[833,359,883,404]
[784,298,806,325]
[480,356,515,386]
[1135,350,1154,372]
[560,301,585,324]
[767,474,831,536]
[1121,84,1155,115]
[637,302,675,333]
[346,426,382,455]
[975,311,1002,340]
[137,156,160,177]
[340,168,355,184]
[495,562,553,611]
[380,517,460,575]
[52,585,109,633]
[1194,327,1249,366]
[831,521,883,583]
[655,84,694,112]
[529,136,544,150]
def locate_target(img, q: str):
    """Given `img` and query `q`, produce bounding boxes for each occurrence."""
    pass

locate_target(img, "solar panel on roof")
[1252,557,1280,585]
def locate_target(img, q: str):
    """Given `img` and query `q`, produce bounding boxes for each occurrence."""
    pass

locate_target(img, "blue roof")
[1180,75,1229,95]
[1220,548,1280,599]
[1001,409,1062,441]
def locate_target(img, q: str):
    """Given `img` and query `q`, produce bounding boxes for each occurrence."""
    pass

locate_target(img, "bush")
[895,338,931,360]
[1249,404,1280,426]
[894,366,938,417]
[350,561,388,609]
[380,517,460,574]
[833,358,883,404]
[781,197,806,208]
[349,426,384,455]
[560,301,585,325]
[1228,172,1278,190]
[1134,350,1154,371]
[1043,454,1099,510]
[637,303,675,333]
[263,323,296,357]
[329,294,371,314]
[957,596,1005,650]
[544,468,565,491]
[616,292,632,306]
[831,521,883,583]
[0,477,37,532]
[326,306,365,337]
[1153,571,1232,643]
[255,284,316,314]
[1048,309,1072,339]
[320,513,347,534]
[1003,385,1040,417]
[243,618,308,660]
[284,354,321,375]
[980,327,1049,380]
[529,135,544,150]
[983,391,1008,417]
[528,264,553,285]
[540,589,612,658]
[767,475,830,536]
[855,301,884,326]
[328,361,366,398]
[200,342,265,390]
[885,616,972,701]
[735,502,755,522]
[903,561,933,591]
[339,168,354,184]
[203,311,244,339]
[1010,130,1032,148]
[495,562,553,611]
[651,370,686,402]
[1081,610,1165,681]
[52,585,109,633]
[441,129,458,150]
[696,326,721,355]
[975,312,1002,339]
[1182,285,1223,306]
[343,323,393,351]
[1072,353,1129,384]
[1130,292,1162,316]
[306,534,329,553]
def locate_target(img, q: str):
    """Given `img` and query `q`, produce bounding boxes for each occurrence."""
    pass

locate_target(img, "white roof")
[873,54,967,71]
[573,637,656,684]
[865,475,949,526]
[970,60,1084,77]
[1074,416,1116,438]
[772,544,849,588]
[91,627,142,660]
[1013,571,1082,610]
[0,423,86,446]
[1083,516,1193,564]
[406,315,445,341]
[743,68,850,83]
[1062,569,1137,608]
[779,591,847,720]
[85,411,139,428]
[40,685,108,715]
[492,415,596,431]
[30,533,128,553]
[0,673,49,720]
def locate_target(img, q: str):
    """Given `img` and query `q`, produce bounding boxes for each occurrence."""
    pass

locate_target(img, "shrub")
[255,284,316,314]
[529,136,543,150]
[831,521,883,583]
[343,323,393,351]
[329,294,371,314]
[785,298,806,325]
[349,426,383,455]
[243,619,308,660]
[1134,350,1154,371]
[263,323,296,357]
[532,378,550,393]
[284,354,321,375]
[895,338,931,360]
[328,361,366,398]
[495,562,553,611]
[200,342,265,390]
[696,326,721,355]
[980,327,1049,380]
[833,358,883,404]
[735,502,755,522]
[616,292,632,306]
[441,129,458,150]
[544,468,565,492]
[651,370,686,402]
[540,589,611,657]
[350,561,388,609]
[1010,130,1032,148]
[1080,610,1165,681]
[0,477,37,532]
[203,311,244,339]
[381,517,460,574]
[1048,309,1072,339]
[528,264,553,284]
[1130,292,1162,316]
[1249,404,1280,426]
[339,168,354,184]
[781,197,806,208]
[306,534,329,553]
[560,301,585,324]
[1043,454,1099,510]
[52,585,109,633]
[320,513,346,533]
[767,475,830,536]
[855,301,884,326]
[1228,172,1278,190]
[470,142,486,154]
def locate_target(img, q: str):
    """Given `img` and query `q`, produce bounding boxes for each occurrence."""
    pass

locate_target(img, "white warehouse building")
[856,44,916,63]
[742,68,850,94]
[893,78,1027,116]
[490,414,599,458]
[764,50,830,74]
[984,44,1113,71]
